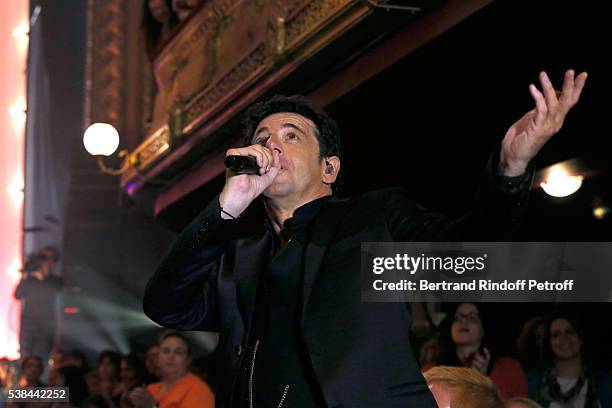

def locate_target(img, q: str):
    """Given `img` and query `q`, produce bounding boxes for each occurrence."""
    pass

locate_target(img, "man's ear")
[322,156,340,184]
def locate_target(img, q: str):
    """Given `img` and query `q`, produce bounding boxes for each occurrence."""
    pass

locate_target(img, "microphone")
[224,155,260,175]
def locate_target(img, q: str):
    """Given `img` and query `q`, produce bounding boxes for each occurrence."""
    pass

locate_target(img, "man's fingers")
[529,84,547,125]
[560,69,575,103]
[539,71,559,109]
[572,71,588,104]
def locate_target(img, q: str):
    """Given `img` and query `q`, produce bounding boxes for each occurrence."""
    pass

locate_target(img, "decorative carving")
[182,43,269,128]
[132,125,171,172]
[284,0,349,47]
[85,0,124,129]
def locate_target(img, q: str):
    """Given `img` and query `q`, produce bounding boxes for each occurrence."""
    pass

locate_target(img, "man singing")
[144,70,587,407]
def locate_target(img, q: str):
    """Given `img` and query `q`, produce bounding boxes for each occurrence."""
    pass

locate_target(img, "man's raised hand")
[499,69,588,176]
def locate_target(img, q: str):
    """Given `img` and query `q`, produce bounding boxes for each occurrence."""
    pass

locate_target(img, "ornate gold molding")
[84,0,123,129]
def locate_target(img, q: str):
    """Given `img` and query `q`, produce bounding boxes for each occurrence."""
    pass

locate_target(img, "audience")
[129,331,214,408]
[423,303,528,399]
[517,316,547,370]
[142,0,176,60]
[116,354,147,408]
[47,365,89,407]
[97,350,122,405]
[527,312,612,408]
[143,345,160,384]
[5,305,612,408]
[17,356,44,387]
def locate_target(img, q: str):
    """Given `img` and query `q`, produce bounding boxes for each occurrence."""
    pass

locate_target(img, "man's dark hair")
[97,350,121,371]
[242,95,342,160]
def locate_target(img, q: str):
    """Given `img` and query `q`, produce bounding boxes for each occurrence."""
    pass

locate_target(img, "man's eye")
[286,133,298,140]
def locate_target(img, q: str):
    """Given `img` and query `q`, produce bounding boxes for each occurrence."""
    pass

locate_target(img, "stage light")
[11,23,29,51]
[6,173,24,207]
[6,259,21,283]
[9,100,26,129]
[540,166,583,198]
[593,206,610,220]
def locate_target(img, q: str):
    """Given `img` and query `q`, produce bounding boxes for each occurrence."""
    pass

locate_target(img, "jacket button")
[234,344,243,356]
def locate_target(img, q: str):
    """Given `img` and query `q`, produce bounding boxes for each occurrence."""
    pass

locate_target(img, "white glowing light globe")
[540,167,583,198]
[83,123,120,156]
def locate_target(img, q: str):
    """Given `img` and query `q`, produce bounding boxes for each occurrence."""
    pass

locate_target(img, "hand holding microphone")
[224,155,260,175]
[219,144,281,219]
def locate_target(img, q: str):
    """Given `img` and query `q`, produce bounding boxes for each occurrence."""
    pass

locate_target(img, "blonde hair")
[424,366,504,408]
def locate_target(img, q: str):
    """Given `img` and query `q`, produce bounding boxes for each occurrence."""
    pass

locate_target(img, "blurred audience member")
[517,316,547,370]
[420,335,441,368]
[130,332,213,408]
[48,365,88,407]
[528,312,612,408]
[49,349,67,369]
[14,250,63,363]
[116,354,147,408]
[64,350,90,372]
[142,0,176,59]
[83,394,112,408]
[143,345,160,384]
[424,366,504,408]
[17,356,44,387]
[97,350,122,404]
[171,0,202,21]
[85,370,101,397]
[506,397,543,408]
[1,358,17,403]
[424,303,528,399]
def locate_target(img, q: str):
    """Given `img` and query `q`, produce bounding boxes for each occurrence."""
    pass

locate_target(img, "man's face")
[252,112,330,200]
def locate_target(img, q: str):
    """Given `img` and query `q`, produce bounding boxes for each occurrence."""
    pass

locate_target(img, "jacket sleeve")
[143,195,241,331]
[383,154,534,241]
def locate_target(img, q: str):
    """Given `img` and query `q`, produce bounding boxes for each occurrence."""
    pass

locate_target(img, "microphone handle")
[224,155,260,175]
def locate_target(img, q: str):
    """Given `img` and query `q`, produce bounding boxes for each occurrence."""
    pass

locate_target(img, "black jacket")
[143,160,532,407]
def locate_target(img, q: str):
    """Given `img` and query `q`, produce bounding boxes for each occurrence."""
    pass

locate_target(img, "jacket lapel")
[302,196,353,317]
[235,234,269,333]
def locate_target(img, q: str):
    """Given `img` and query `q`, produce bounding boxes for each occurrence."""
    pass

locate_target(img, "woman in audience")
[129,332,213,408]
[143,345,160,384]
[47,365,89,407]
[97,350,122,405]
[116,354,147,408]
[423,302,528,399]
[17,356,44,387]
[528,312,612,407]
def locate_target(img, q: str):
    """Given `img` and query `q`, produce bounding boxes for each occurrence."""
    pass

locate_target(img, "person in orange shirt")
[129,332,214,408]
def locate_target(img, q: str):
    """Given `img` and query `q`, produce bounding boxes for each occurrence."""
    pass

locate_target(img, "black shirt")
[234,197,330,408]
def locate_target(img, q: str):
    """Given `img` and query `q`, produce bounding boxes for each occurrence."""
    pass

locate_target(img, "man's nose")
[265,135,282,154]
